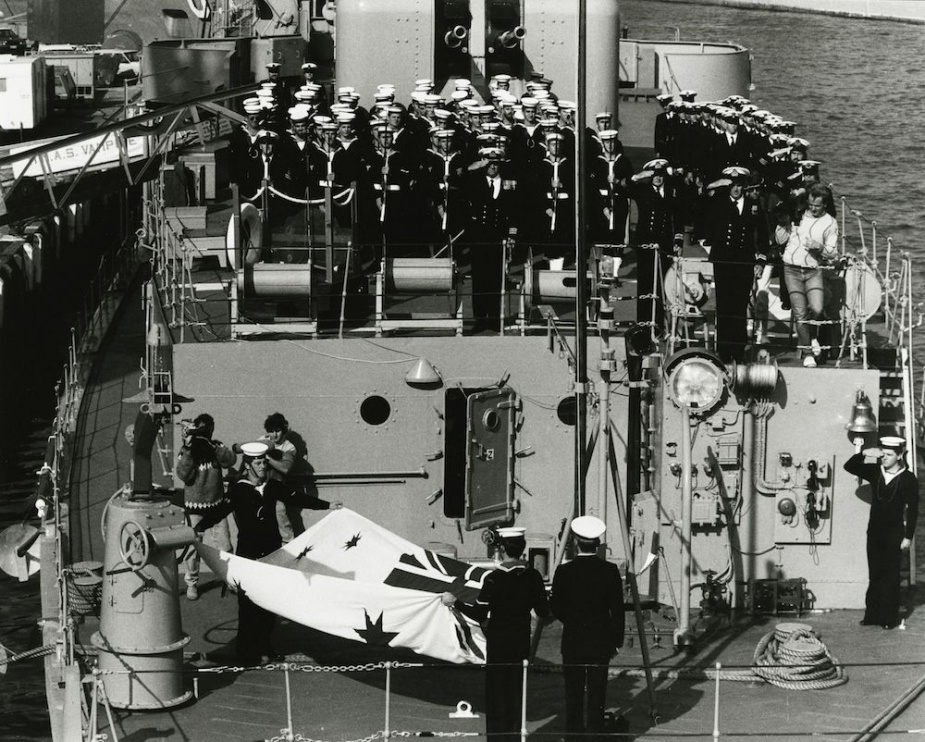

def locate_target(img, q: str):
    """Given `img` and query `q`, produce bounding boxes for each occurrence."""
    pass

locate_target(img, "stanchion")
[285,664,294,742]
[384,661,392,741]
[520,659,529,742]
[712,661,722,741]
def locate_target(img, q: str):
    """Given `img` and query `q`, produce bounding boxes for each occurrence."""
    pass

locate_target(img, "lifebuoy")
[664,263,710,315]
[842,260,882,322]
[226,202,263,269]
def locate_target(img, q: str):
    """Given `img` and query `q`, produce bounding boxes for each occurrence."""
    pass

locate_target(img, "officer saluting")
[443,527,549,742]
[551,516,624,742]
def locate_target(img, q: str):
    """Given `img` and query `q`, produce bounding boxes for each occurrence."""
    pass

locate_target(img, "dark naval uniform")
[630,175,684,327]
[196,478,331,663]
[697,188,766,361]
[843,453,919,628]
[462,165,520,330]
[466,559,550,742]
[551,554,624,742]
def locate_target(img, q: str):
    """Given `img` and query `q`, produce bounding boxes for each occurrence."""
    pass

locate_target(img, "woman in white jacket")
[781,183,839,367]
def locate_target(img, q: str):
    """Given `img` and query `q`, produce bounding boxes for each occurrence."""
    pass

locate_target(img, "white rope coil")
[611,622,847,689]
[751,622,848,690]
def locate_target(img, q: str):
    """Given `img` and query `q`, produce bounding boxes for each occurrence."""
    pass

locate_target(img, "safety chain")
[266,729,386,742]
[265,731,480,742]
[196,660,421,675]
[0,643,57,667]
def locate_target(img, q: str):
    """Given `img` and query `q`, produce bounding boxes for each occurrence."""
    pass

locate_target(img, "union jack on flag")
[197,508,489,663]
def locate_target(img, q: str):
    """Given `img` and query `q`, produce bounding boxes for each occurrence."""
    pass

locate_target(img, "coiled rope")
[612,622,847,689]
[752,622,847,689]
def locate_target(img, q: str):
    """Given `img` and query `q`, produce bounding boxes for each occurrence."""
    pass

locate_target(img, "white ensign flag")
[197,508,489,664]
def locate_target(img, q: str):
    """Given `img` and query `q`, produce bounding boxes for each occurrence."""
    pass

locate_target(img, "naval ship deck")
[52,261,925,742]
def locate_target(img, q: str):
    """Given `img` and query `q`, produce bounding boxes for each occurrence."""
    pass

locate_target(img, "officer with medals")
[551,516,624,742]
[696,165,767,362]
[442,527,550,742]
[461,146,520,333]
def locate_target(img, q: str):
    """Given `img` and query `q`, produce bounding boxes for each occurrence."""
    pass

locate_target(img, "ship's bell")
[846,390,877,433]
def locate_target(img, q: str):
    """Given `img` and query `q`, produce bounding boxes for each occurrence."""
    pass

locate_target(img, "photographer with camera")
[176,413,237,600]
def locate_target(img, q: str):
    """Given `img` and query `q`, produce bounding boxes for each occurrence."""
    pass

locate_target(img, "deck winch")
[91,492,197,710]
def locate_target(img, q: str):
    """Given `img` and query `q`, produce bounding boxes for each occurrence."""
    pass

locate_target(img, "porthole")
[360,395,391,426]
[482,409,500,432]
[556,396,577,426]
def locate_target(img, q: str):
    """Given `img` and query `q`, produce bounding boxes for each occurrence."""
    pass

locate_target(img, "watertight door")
[465,388,518,530]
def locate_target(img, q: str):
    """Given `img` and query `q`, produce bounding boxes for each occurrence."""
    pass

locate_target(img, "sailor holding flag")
[195,442,333,664]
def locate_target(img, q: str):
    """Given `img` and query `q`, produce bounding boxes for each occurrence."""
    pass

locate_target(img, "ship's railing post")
[871,220,877,275]
[520,659,528,742]
[284,663,294,742]
[712,661,722,741]
[885,236,893,317]
[839,196,846,256]
[384,661,392,742]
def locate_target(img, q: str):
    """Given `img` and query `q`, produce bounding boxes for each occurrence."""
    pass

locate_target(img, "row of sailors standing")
[226,70,840,356]
[225,66,640,272]
[650,89,841,365]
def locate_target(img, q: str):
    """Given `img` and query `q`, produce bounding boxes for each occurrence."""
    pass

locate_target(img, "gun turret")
[491,26,526,51]
[444,25,469,50]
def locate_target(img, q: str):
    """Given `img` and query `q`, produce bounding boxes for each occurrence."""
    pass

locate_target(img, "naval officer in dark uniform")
[844,436,919,630]
[696,166,767,362]
[443,527,550,742]
[462,147,520,333]
[551,516,624,742]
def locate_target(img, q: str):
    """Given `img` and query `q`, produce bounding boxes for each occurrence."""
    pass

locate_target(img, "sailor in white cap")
[385,104,413,151]
[193,441,335,664]
[229,98,270,199]
[534,130,575,259]
[551,515,624,741]
[491,73,512,91]
[422,127,465,239]
[845,435,918,630]
[365,120,416,251]
[508,96,542,172]
[441,526,549,742]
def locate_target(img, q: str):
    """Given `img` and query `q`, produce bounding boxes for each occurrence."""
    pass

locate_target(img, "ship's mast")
[574,0,590,518]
